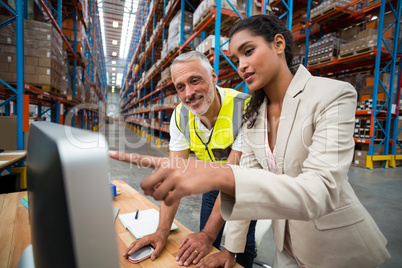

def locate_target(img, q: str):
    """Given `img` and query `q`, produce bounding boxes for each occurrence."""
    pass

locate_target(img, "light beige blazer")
[220,65,390,267]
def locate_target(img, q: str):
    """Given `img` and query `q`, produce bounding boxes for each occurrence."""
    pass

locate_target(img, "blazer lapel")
[275,65,312,174]
[245,98,268,169]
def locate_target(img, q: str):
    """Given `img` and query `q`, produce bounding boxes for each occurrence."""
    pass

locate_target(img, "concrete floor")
[103,121,402,268]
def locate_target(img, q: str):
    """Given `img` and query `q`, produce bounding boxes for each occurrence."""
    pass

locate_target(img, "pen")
[135,209,139,220]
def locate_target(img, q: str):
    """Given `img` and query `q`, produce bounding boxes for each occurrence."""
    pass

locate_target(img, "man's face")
[172,60,217,116]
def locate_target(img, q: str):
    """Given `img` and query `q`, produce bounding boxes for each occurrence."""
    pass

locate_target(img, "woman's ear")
[273,34,286,55]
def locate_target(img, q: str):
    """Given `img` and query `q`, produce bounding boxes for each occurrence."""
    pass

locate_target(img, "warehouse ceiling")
[97,0,139,93]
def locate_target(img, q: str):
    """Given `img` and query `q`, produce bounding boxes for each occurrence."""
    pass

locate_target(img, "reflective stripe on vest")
[175,88,250,163]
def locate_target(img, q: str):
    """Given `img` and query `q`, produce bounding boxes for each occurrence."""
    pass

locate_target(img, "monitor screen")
[26,121,119,268]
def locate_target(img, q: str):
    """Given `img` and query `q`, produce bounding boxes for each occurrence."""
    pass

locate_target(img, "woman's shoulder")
[305,75,357,100]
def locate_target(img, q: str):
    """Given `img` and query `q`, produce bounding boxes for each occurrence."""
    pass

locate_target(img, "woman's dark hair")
[229,15,294,128]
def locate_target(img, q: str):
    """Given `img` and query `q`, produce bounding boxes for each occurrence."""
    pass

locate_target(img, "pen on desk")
[135,209,139,220]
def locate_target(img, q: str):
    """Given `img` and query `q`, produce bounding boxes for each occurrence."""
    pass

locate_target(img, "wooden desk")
[0,151,27,171]
[0,180,242,268]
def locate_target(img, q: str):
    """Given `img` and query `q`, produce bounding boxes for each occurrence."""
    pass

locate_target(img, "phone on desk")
[128,245,155,264]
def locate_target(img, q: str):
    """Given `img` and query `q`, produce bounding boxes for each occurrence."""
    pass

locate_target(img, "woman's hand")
[109,151,235,205]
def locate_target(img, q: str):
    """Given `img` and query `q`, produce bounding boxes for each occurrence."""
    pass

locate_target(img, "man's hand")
[123,230,169,261]
[196,249,236,268]
[109,151,235,205]
[176,231,214,266]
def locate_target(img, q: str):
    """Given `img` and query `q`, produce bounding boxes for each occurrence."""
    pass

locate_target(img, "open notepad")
[118,208,178,239]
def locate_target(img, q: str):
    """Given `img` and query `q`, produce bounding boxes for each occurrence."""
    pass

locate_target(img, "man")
[121,51,255,267]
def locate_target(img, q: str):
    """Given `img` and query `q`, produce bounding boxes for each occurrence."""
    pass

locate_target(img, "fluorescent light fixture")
[112,88,115,93]
[119,0,140,59]
[97,0,107,56]
[112,81,115,84]
[112,68,116,71]
[371,16,378,21]
[112,86,115,90]
[112,40,118,45]
[113,21,119,28]
[112,73,116,76]
[112,61,116,64]
[112,52,117,56]
[117,73,123,87]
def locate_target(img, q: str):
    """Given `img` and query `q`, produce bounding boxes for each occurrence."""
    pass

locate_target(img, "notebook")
[118,208,178,239]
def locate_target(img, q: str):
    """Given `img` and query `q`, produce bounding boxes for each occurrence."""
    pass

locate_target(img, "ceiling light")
[97,0,107,56]
[371,16,378,21]
[112,86,115,90]
[112,61,116,64]
[117,73,123,87]
[113,21,119,28]
[112,81,115,84]
[112,73,116,76]
[120,0,139,59]
[112,40,118,45]
[112,88,115,93]
[112,67,116,71]
[112,52,117,56]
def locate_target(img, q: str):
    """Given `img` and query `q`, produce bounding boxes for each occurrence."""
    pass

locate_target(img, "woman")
[112,15,390,268]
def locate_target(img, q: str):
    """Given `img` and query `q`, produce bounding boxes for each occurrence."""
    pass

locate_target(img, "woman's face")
[229,29,282,92]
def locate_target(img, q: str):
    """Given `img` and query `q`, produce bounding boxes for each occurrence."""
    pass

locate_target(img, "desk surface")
[0,150,27,171]
[0,180,242,268]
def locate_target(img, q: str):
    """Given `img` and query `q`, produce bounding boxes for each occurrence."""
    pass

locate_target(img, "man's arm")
[176,150,242,267]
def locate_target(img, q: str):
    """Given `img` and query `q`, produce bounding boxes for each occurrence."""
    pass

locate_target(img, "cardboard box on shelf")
[196,35,229,54]
[0,116,29,150]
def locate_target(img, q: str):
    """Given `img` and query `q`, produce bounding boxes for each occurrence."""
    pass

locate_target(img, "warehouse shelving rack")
[119,0,256,148]
[270,0,402,169]
[0,0,108,150]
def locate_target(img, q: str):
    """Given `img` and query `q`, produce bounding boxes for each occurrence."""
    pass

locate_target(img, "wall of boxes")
[0,0,106,149]
[275,0,402,168]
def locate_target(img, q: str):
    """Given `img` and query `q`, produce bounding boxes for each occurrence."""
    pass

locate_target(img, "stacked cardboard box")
[352,143,385,168]
[168,11,195,54]
[160,67,171,85]
[60,51,71,96]
[163,94,179,105]
[339,26,393,59]
[74,66,85,102]
[193,0,238,29]
[307,33,346,66]
[310,0,353,20]
[160,139,170,153]
[0,16,65,91]
[196,35,229,54]
[354,116,386,139]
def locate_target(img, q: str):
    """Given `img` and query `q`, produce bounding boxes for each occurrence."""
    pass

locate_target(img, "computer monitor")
[24,121,119,268]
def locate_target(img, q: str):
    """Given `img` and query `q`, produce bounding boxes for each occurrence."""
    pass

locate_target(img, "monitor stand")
[17,244,35,268]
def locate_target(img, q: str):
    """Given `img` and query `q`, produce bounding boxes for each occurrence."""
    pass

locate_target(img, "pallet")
[307,61,320,67]
[31,84,60,95]
[338,47,375,60]
[311,5,352,23]
[319,56,336,64]
[193,9,242,35]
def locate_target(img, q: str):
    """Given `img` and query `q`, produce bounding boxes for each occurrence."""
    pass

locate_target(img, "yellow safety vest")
[175,88,250,163]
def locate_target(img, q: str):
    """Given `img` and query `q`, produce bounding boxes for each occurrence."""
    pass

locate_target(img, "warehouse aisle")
[103,121,401,268]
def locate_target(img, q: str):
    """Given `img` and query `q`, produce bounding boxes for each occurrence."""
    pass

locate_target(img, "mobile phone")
[128,246,154,264]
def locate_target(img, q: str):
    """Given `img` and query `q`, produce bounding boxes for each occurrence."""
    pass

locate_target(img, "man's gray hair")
[170,51,213,81]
